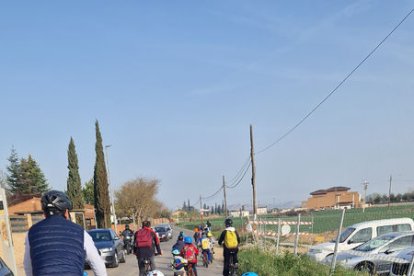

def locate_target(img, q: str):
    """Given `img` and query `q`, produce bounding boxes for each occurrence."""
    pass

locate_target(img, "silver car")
[324,231,414,275]
[389,246,414,276]
[88,229,126,268]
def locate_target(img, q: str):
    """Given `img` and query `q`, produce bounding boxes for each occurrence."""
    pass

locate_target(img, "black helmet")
[142,220,151,228]
[41,190,73,216]
[225,218,233,227]
[125,224,130,229]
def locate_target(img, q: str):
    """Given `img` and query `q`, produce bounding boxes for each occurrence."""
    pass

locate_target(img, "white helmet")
[146,271,165,276]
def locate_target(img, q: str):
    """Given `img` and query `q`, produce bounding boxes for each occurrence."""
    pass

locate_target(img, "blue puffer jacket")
[28,215,85,276]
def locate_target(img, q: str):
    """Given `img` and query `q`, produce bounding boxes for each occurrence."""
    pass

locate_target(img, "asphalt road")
[88,226,223,276]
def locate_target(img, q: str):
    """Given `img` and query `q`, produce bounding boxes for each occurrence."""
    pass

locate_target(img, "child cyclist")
[200,233,212,264]
[171,249,188,276]
[180,237,199,276]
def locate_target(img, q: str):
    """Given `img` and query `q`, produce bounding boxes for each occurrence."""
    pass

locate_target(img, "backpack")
[183,245,197,263]
[172,257,185,270]
[224,230,238,249]
[135,228,153,248]
[201,238,210,250]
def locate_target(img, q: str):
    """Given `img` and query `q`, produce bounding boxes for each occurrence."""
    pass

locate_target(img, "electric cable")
[257,7,414,155]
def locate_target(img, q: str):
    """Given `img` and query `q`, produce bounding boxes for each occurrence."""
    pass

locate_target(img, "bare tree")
[115,178,161,226]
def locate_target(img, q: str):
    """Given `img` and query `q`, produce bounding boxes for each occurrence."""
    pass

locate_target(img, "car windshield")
[89,231,112,242]
[155,227,166,232]
[353,235,394,252]
[332,227,356,243]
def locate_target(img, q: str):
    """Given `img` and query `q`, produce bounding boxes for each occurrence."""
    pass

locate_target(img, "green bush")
[238,247,368,276]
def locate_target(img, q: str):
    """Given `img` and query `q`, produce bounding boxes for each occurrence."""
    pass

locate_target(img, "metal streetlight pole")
[105,145,117,231]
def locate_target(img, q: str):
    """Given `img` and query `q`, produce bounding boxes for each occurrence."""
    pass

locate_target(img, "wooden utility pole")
[199,195,203,223]
[388,175,392,208]
[250,124,257,219]
[223,176,228,217]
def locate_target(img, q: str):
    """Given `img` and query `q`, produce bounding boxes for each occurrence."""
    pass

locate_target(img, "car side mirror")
[114,236,119,240]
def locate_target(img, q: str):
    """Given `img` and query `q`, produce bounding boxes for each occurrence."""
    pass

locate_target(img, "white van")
[307,217,414,262]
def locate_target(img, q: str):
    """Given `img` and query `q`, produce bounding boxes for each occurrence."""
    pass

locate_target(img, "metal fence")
[246,203,414,275]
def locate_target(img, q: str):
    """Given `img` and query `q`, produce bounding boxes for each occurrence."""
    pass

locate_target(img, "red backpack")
[135,228,153,248]
[183,245,197,263]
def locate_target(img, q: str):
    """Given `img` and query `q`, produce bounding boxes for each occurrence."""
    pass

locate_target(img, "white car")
[307,218,414,262]
[390,246,414,276]
[324,231,414,275]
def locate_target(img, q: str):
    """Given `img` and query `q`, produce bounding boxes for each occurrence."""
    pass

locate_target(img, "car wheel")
[111,251,119,268]
[120,249,126,263]
[355,262,374,275]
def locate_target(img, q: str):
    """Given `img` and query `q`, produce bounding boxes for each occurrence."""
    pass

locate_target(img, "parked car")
[87,229,126,268]
[324,231,414,275]
[390,246,414,276]
[308,218,414,262]
[154,224,173,241]
[0,258,13,276]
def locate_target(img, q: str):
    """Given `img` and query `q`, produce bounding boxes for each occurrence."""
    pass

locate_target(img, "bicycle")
[228,250,238,276]
[202,250,209,268]
[143,258,153,274]
[186,263,196,276]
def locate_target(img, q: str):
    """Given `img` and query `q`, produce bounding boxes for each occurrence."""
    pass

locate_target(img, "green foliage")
[82,179,94,205]
[238,247,368,276]
[20,155,49,193]
[310,205,414,233]
[6,148,49,194]
[67,137,84,209]
[93,120,111,228]
[6,147,21,193]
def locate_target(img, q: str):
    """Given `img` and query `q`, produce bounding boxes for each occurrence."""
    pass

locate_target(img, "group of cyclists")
[23,189,258,276]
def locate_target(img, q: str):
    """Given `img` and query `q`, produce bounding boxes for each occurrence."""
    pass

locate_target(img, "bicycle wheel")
[187,264,194,276]
[229,255,234,276]
[203,252,208,268]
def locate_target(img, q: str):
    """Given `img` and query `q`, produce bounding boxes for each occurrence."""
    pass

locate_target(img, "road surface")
[87,226,224,276]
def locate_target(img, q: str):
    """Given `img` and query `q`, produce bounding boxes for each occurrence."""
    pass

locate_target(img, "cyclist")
[200,233,212,264]
[193,228,201,246]
[207,231,215,261]
[171,249,188,276]
[180,236,199,276]
[23,190,107,276]
[121,224,134,238]
[218,218,240,276]
[172,232,185,252]
[121,224,134,253]
[134,220,162,276]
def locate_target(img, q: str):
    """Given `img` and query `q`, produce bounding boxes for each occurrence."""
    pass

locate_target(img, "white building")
[229,210,250,217]
[257,206,268,215]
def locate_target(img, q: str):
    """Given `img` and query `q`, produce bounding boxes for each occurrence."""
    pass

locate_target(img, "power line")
[227,162,251,189]
[202,186,223,201]
[257,7,414,155]
[201,157,251,201]
[228,157,251,184]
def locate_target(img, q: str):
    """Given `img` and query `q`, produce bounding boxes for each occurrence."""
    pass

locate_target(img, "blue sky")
[1,1,414,209]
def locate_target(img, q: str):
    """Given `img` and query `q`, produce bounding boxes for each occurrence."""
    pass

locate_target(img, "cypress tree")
[93,121,111,228]
[67,137,84,209]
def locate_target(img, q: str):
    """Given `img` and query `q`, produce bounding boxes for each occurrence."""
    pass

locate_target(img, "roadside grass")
[238,247,368,276]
